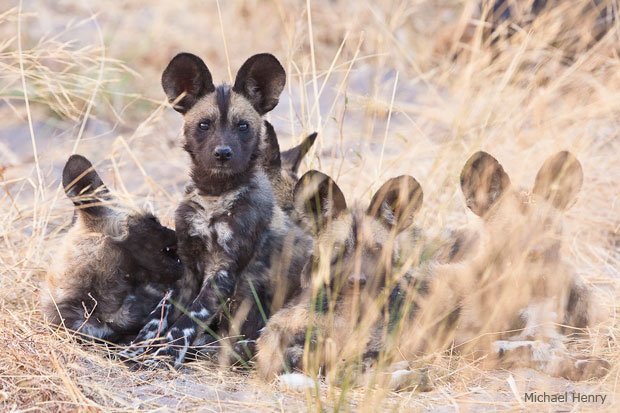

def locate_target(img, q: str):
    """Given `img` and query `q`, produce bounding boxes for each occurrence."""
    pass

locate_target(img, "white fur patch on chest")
[183,172,272,254]
[185,187,245,242]
[213,221,234,253]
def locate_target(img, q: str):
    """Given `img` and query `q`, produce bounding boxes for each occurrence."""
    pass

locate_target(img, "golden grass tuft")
[1,0,620,411]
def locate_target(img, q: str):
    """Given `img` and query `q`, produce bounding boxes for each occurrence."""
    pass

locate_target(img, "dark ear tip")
[555,150,580,165]
[162,52,206,81]
[240,53,285,77]
[294,170,345,208]
[386,174,423,196]
[559,151,582,174]
[539,151,583,175]
[305,132,318,145]
[461,150,497,171]
[465,151,496,164]
[299,170,329,181]
[280,132,318,174]
[162,53,199,80]
[62,154,93,187]
[294,170,331,193]
[65,154,92,167]
[398,174,421,188]
[252,53,284,67]
[297,132,318,157]
[299,170,327,179]
[168,52,202,63]
[460,151,506,186]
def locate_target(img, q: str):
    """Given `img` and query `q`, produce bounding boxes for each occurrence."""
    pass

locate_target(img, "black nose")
[348,273,367,286]
[214,146,233,161]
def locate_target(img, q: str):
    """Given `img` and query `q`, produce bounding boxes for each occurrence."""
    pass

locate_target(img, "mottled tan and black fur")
[256,171,424,383]
[392,151,609,381]
[42,155,182,343]
[121,53,313,367]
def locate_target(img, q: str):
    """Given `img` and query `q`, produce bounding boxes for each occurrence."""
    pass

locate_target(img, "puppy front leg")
[149,268,237,368]
[119,290,174,360]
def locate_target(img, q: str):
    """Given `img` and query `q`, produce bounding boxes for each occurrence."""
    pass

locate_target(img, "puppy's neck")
[190,159,258,197]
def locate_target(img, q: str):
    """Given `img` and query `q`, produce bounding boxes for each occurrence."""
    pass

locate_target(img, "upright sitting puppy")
[121,53,313,367]
[257,171,424,384]
[43,155,182,343]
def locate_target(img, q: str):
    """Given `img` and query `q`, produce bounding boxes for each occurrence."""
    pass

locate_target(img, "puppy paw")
[571,357,610,381]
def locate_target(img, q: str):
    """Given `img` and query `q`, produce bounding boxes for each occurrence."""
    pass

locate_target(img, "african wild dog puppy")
[120,53,313,367]
[256,170,424,385]
[392,151,609,381]
[42,155,182,343]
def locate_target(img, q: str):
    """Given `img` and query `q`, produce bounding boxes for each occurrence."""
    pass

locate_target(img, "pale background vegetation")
[1,0,619,411]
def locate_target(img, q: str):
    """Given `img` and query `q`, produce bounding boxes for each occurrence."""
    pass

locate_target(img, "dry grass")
[1,0,620,411]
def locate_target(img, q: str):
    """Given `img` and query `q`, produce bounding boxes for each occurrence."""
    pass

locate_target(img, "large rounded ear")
[532,151,583,210]
[367,176,423,233]
[161,53,215,114]
[294,170,347,234]
[281,132,317,175]
[232,53,286,115]
[460,151,511,217]
[62,154,112,216]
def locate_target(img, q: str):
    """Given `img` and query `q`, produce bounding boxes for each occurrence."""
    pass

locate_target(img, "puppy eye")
[161,245,177,258]
[198,120,211,130]
[238,121,249,132]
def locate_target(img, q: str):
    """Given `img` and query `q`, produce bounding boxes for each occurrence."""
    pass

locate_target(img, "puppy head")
[294,171,423,297]
[62,154,182,284]
[162,53,285,181]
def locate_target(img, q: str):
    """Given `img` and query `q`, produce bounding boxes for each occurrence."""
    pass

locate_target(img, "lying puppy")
[393,151,609,381]
[257,170,424,386]
[42,154,182,343]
